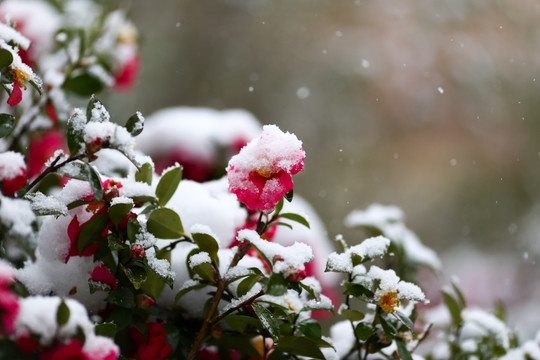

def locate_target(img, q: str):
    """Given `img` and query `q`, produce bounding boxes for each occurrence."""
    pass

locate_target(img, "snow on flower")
[361,266,426,313]
[137,107,262,180]
[0,151,27,195]
[226,124,305,212]
[345,203,441,269]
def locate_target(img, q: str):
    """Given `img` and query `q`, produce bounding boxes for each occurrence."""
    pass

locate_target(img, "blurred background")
[107,0,540,333]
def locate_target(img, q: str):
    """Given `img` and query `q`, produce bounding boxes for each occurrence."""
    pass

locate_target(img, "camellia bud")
[135,294,155,309]
[86,137,103,154]
[211,326,222,339]
[286,268,307,283]
[130,244,145,259]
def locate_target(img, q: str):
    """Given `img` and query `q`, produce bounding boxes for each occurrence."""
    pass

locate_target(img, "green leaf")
[192,232,219,261]
[77,213,109,254]
[451,281,467,309]
[343,283,375,298]
[108,202,134,225]
[279,212,310,229]
[66,110,86,155]
[393,311,415,333]
[378,313,397,340]
[0,113,15,138]
[126,112,144,136]
[174,281,206,303]
[297,319,322,341]
[142,249,173,298]
[57,161,89,180]
[85,162,103,201]
[237,275,261,298]
[126,217,141,243]
[94,322,116,338]
[123,265,147,290]
[273,336,325,359]
[395,338,414,360]
[106,287,135,308]
[251,303,280,342]
[267,222,293,230]
[265,273,288,296]
[298,281,320,301]
[355,322,376,341]
[191,261,215,283]
[442,290,462,328]
[135,162,153,185]
[340,309,365,322]
[63,72,104,96]
[284,189,294,202]
[209,334,261,358]
[155,164,182,206]
[273,198,284,217]
[0,48,13,68]
[223,315,261,333]
[67,199,91,210]
[146,207,184,239]
[86,95,100,121]
[56,299,70,326]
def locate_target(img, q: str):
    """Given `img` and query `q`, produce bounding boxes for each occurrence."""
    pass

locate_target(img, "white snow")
[461,308,511,350]
[0,151,26,180]
[0,196,35,239]
[26,191,68,216]
[189,251,211,268]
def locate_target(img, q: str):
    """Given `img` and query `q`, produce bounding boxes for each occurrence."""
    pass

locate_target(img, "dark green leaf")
[63,72,104,96]
[393,311,415,333]
[284,189,293,202]
[57,161,89,180]
[86,95,100,121]
[273,336,325,359]
[67,199,91,210]
[267,222,293,230]
[279,212,310,229]
[265,274,288,296]
[340,309,365,322]
[85,162,103,201]
[251,303,280,342]
[174,281,206,303]
[237,275,261,298]
[94,322,116,338]
[355,322,376,341]
[395,338,414,360]
[155,165,182,206]
[108,202,133,225]
[107,307,133,331]
[107,237,125,251]
[126,217,141,243]
[0,113,15,138]
[0,48,13,68]
[106,287,135,308]
[123,265,147,290]
[378,313,397,340]
[66,110,86,155]
[77,213,109,254]
[56,299,70,326]
[442,290,462,328]
[141,249,172,298]
[126,112,144,136]
[192,232,218,261]
[223,315,261,333]
[297,319,322,341]
[298,281,320,301]
[191,261,215,282]
[209,334,261,358]
[147,207,184,239]
[273,198,284,218]
[135,162,153,185]
[344,283,375,298]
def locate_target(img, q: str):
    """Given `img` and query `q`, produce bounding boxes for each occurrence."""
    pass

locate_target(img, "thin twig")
[24,153,85,195]
[212,289,264,325]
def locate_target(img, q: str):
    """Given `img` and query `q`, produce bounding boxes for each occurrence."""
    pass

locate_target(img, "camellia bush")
[0,1,539,359]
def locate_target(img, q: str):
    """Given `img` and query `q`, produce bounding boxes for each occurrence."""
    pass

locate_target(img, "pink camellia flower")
[129,322,172,360]
[0,151,27,196]
[226,125,305,212]
[27,129,67,179]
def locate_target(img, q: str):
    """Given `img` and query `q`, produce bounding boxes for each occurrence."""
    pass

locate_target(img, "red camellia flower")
[0,260,19,336]
[0,151,27,196]
[226,125,305,212]
[39,339,88,360]
[114,54,140,91]
[89,263,117,290]
[129,322,172,360]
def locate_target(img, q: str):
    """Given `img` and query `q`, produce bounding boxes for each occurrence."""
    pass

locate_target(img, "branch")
[23,153,85,195]
[212,289,264,325]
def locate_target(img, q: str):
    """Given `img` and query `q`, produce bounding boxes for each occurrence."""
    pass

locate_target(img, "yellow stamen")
[379,291,400,313]
[13,68,30,90]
